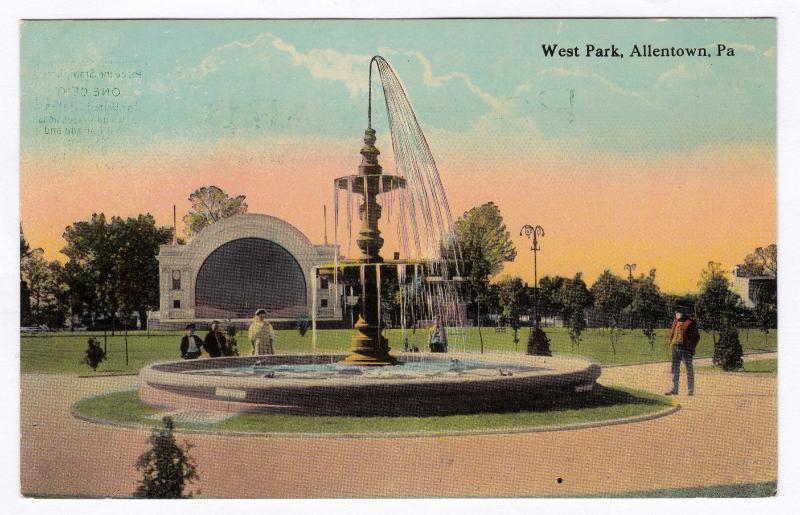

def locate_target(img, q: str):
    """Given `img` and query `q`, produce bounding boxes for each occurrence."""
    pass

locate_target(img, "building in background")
[148,214,340,330]
[731,266,777,309]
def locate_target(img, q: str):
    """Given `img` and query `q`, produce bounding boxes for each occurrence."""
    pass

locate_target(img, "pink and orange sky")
[20,20,776,294]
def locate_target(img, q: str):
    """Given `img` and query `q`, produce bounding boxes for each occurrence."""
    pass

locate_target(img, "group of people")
[179,309,276,359]
[177,305,700,396]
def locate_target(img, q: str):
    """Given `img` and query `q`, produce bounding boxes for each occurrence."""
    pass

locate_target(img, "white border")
[2,2,798,515]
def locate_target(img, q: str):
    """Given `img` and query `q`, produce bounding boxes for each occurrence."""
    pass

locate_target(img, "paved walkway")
[20,354,776,498]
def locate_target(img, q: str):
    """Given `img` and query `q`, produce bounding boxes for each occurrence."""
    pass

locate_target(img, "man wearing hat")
[665,303,701,396]
[180,323,203,359]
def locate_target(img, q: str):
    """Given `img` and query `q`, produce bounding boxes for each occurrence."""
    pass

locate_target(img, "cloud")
[538,66,651,105]
[379,47,508,114]
[658,63,692,83]
[191,33,371,96]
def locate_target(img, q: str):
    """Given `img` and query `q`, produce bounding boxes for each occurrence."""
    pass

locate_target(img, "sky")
[19,19,776,293]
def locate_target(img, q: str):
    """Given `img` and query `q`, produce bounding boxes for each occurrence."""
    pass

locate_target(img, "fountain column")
[341,128,398,365]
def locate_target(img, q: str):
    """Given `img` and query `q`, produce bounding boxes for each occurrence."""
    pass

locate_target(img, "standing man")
[180,323,203,359]
[665,304,701,396]
[203,320,228,357]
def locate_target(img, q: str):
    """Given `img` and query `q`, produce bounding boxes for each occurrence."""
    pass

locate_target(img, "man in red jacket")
[666,304,701,396]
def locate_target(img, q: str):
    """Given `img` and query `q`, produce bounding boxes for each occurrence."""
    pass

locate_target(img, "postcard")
[19,18,776,499]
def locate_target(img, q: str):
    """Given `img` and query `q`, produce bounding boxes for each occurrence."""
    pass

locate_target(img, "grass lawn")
[72,385,672,435]
[21,326,777,375]
[699,358,777,374]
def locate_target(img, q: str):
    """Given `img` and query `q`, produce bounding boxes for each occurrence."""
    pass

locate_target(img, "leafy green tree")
[134,416,199,498]
[495,275,528,343]
[695,262,742,346]
[21,248,67,327]
[62,213,118,327]
[739,244,777,277]
[111,214,173,327]
[753,286,777,346]
[537,275,566,325]
[629,269,666,350]
[183,185,248,237]
[590,270,632,354]
[62,213,172,330]
[20,226,33,326]
[561,273,592,350]
[451,202,516,320]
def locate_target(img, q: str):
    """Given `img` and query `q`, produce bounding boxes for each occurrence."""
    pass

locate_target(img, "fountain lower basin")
[140,353,601,416]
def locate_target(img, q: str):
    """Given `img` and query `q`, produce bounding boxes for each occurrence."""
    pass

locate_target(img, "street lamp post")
[520,224,545,329]
[624,263,636,329]
[520,224,550,356]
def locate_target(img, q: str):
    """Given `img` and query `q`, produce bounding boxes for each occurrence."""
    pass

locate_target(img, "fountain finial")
[360,127,380,168]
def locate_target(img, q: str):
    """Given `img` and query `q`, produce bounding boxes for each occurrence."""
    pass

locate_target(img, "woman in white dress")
[248,308,275,355]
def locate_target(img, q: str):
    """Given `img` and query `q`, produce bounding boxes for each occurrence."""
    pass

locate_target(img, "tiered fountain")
[335,126,403,365]
[139,56,601,416]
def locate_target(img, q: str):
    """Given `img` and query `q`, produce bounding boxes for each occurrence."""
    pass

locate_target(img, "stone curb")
[76,372,140,378]
[70,393,680,440]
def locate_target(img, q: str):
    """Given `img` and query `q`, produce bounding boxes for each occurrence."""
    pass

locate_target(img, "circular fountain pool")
[140,353,601,416]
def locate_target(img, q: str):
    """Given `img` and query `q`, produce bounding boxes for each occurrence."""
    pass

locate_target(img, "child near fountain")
[248,309,275,355]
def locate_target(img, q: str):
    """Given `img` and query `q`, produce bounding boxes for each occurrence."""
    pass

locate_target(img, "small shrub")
[527,327,552,356]
[81,338,106,371]
[134,416,199,498]
[714,324,744,371]
[224,325,239,356]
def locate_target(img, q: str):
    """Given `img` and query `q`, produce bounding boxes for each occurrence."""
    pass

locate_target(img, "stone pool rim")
[140,352,601,390]
[139,352,603,416]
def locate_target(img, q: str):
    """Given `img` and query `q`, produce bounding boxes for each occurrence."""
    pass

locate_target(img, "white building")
[731,266,777,309]
[147,213,340,329]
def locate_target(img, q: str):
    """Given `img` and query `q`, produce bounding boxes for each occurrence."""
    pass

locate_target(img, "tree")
[62,213,118,328]
[561,273,592,350]
[739,244,777,277]
[21,248,67,327]
[538,275,566,326]
[495,275,528,345]
[695,262,741,346]
[753,286,777,346]
[20,226,33,326]
[62,213,172,330]
[183,185,248,237]
[134,416,199,498]
[111,214,173,327]
[451,202,517,320]
[590,270,632,354]
[629,269,666,350]
[715,324,744,371]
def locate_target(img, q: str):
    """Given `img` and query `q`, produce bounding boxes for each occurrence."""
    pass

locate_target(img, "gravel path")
[20,353,776,498]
